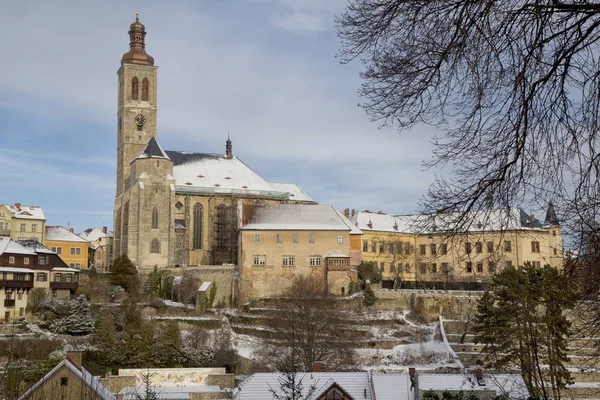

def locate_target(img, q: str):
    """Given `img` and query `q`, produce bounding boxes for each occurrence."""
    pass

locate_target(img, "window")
[293,234,298,244]
[488,261,496,273]
[193,203,203,250]
[390,263,396,273]
[487,241,494,253]
[419,263,427,274]
[37,273,47,282]
[420,244,426,255]
[31,224,37,232]
[24,257,29,265]
[309,256,322,266]
[142,77,149,101]
[371,241,376,252]
[309,234,315,244]
[466,262,473,273]
[150,238,160,253]
[2,273,7,280]
[441,262,449,273]
[405,263,411,273]
[404,243,411,254]
[504,241,512,252]
[60,376,68,386]
[253,234,260,243]
[476,263,483,273]
[57,247,62,254]
[531,241,540,253]
[14,273,27,281]
[151,206,159,229]
[253,255,266,266]
[75,263,80,269]
[532,261,541,268]
[70,248,76,255]
[51,247,56,252]
[76,248,81,256]
[379,243,385,253]
[430,244,437,255]
[465,242,472,254]
[431,263,437,273]
[363,241,368,252]
[65,274,72,282]
[39,256,46,265]
[380,262,385,271]
[55,273,62,282]
[282,256,295,267]
[475,242,482,253]
[8,256,14,264]
[276,234,282,244]
[70,263,75,268]
[17,293,22,300]
[131,76,139,100]
[554,248,558,255]
[19,307,24,317]
[328,258,350,267]
[20,224,26,232]
[337,235,343,245]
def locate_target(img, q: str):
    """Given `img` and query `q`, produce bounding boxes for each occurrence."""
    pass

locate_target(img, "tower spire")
[121,11,154,66]
[226,133,233,159]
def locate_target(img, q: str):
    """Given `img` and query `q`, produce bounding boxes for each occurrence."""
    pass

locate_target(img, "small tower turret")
[226,134,233,159]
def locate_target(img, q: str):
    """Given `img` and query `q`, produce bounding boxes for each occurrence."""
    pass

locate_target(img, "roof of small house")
[45,226,89,243]
[79,227,114,241]
[18,358,116,400]
[0,238,37,256]
[241,204,357,231]
[5,204,45,220]
[16,239,56,254]
[0,267,35,273]
[417,373,529,398]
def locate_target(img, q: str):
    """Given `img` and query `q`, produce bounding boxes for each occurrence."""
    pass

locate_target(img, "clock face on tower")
[134,114,146,127]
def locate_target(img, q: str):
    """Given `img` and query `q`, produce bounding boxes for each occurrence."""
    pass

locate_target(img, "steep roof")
[45,226,89,243]
[79,227,114,241]
[16,239,56,254]
[136,137,170,160]
[0,238,37,256]
[5,204,45,220]
[241,204,355,231]
[544,201,559,226]
[269,183,314,203]
[18,358,116,400]
[234,372,373,400]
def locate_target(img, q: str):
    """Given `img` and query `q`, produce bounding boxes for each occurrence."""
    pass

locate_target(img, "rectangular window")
[55,273,62,282]
[431,263,437,273]
[38,256,46,265]
[254,234,260,243]
[466,262,473,273]
[488,261,496,273]
[276,234,282,244]
[430,244,437,255]
[60,376,68,386]
[14,274,26,281]
[70,248,76,255]
[57,247,62,254]
[309,256,322,266]
[441,262,449,273]
[475,242,482,253]
[17,293,22,300]
[76,248,81,255]
[51,247,56,252]
[504,241,512,252]
[19,307,24,317]
[371,242,376,252]
[65,274,72,282]
[337,235,343,245]
[419,263,427,274]
[253,255,266,266]
[24,257,29,265]
[553,248,558,255]
[2,272,6,280]
[380,262,385,271]
[419,244,426,255]
[405,263,411,273]
[8,256,14,264]
[37,273,47,282]
[75,263,80,269]
[309,234,315,244]
[465,242,472,254]
[293,234,298,244]
[282,256,295,267]
[379,243,385,253]
[531,241,540,253]
[363,241,368,252]
[69,263,75,268]
[476,263,483,273]
[441,243,447,255]
[20,224,26,232]
[31,224,37,233]
[487,241,494,253]
[532,261,541,268]
[404,243,411,254]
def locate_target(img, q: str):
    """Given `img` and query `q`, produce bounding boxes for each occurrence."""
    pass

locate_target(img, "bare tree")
[267,372,318,400]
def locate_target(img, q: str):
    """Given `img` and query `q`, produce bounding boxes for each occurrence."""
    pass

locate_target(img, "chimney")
[225,134,233,159]
[313,361,321,372]
[102,226,107,234]
[344,208,350,218]
[14,203,21,211]
[409,367,418,392]
[69,227,74,233]
[66,350,83,368]
[475,368,483,378]
[409,367,416,377]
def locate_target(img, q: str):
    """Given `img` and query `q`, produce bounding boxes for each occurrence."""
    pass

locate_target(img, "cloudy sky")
[0,0,438,233]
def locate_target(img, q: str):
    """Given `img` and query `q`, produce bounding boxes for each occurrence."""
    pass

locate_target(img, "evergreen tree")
[110,254,140,293]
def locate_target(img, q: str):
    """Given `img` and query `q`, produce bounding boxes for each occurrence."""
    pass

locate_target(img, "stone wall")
[99,376,136,394]
[206,373,235,389]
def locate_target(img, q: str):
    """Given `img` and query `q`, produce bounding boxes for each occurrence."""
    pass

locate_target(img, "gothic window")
[216,204,232,252]
[142,77,149,101]
[131,77,139,100]
[193,203,203,250]
[150,238,160,254]
[151,206,159,229]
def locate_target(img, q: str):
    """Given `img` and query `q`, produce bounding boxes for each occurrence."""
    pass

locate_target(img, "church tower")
[116,12,158,196]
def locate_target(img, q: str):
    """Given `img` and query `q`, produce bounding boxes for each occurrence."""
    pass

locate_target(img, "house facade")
[80,227,113,271]
[45,226,89,270]
[0,204,46,243]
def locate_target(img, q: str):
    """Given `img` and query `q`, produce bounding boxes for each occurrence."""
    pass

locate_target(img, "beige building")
[80,227,113,271]
[238,204,362,303]
[113,15,314,269]
[0,203,46,242]
[351,205,563,288]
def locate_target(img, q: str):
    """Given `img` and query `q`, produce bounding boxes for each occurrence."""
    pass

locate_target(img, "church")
[113,14,315,268]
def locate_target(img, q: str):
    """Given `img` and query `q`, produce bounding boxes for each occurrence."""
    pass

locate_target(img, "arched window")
[193,203,203,250]
[151,206,159,229]
[131,77,139,100]
[150,238,160,254]
[142,77,149,101]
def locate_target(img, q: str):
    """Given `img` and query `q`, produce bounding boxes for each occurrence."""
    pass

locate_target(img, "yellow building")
[44,226,89,270]
[351,205,563,289]
[239,204,362,303]
[0,203,46,243]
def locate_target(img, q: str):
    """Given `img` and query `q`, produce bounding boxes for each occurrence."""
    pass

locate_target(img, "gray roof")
[242,204,357,231]
[137,137,170,160]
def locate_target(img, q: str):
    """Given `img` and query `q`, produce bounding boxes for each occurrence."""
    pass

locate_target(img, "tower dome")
[121,12,155,66]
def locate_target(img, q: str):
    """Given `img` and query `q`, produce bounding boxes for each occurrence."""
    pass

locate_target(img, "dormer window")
[224,176,231,180]
[393,222,398,231]
[367,219,373,229]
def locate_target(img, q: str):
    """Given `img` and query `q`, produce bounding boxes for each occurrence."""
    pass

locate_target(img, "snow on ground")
[151,315,218,321]
[162,299,195,309]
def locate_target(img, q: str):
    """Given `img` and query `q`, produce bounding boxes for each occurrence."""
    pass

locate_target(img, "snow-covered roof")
[417,373,529,399]
[198,281,212,292]
[136,137,170,160]
[0,267,34,273]
[0,238,37,256]
[17,358,116,400]
[52,267,80,273]
[351,208,549,234]
[45,226,89,242]
[5,204,45,220]
[234,372,373,400]
[371,374,411,400]
[241,204,354,231]
[16,239,55,254]
[79,227,114,241]
[334,209,362,235]
[120,384,222,399]
[269,183,315,203]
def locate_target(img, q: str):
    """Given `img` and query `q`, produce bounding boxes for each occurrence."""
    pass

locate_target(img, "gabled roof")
[136,137,170,160]
[4,204,45,220]
[16,239,56,254]
[45,226,89,243]
[241,204,355,231]
[0,238,37,256]
[79,227,114,241]
[18,358,116,400]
